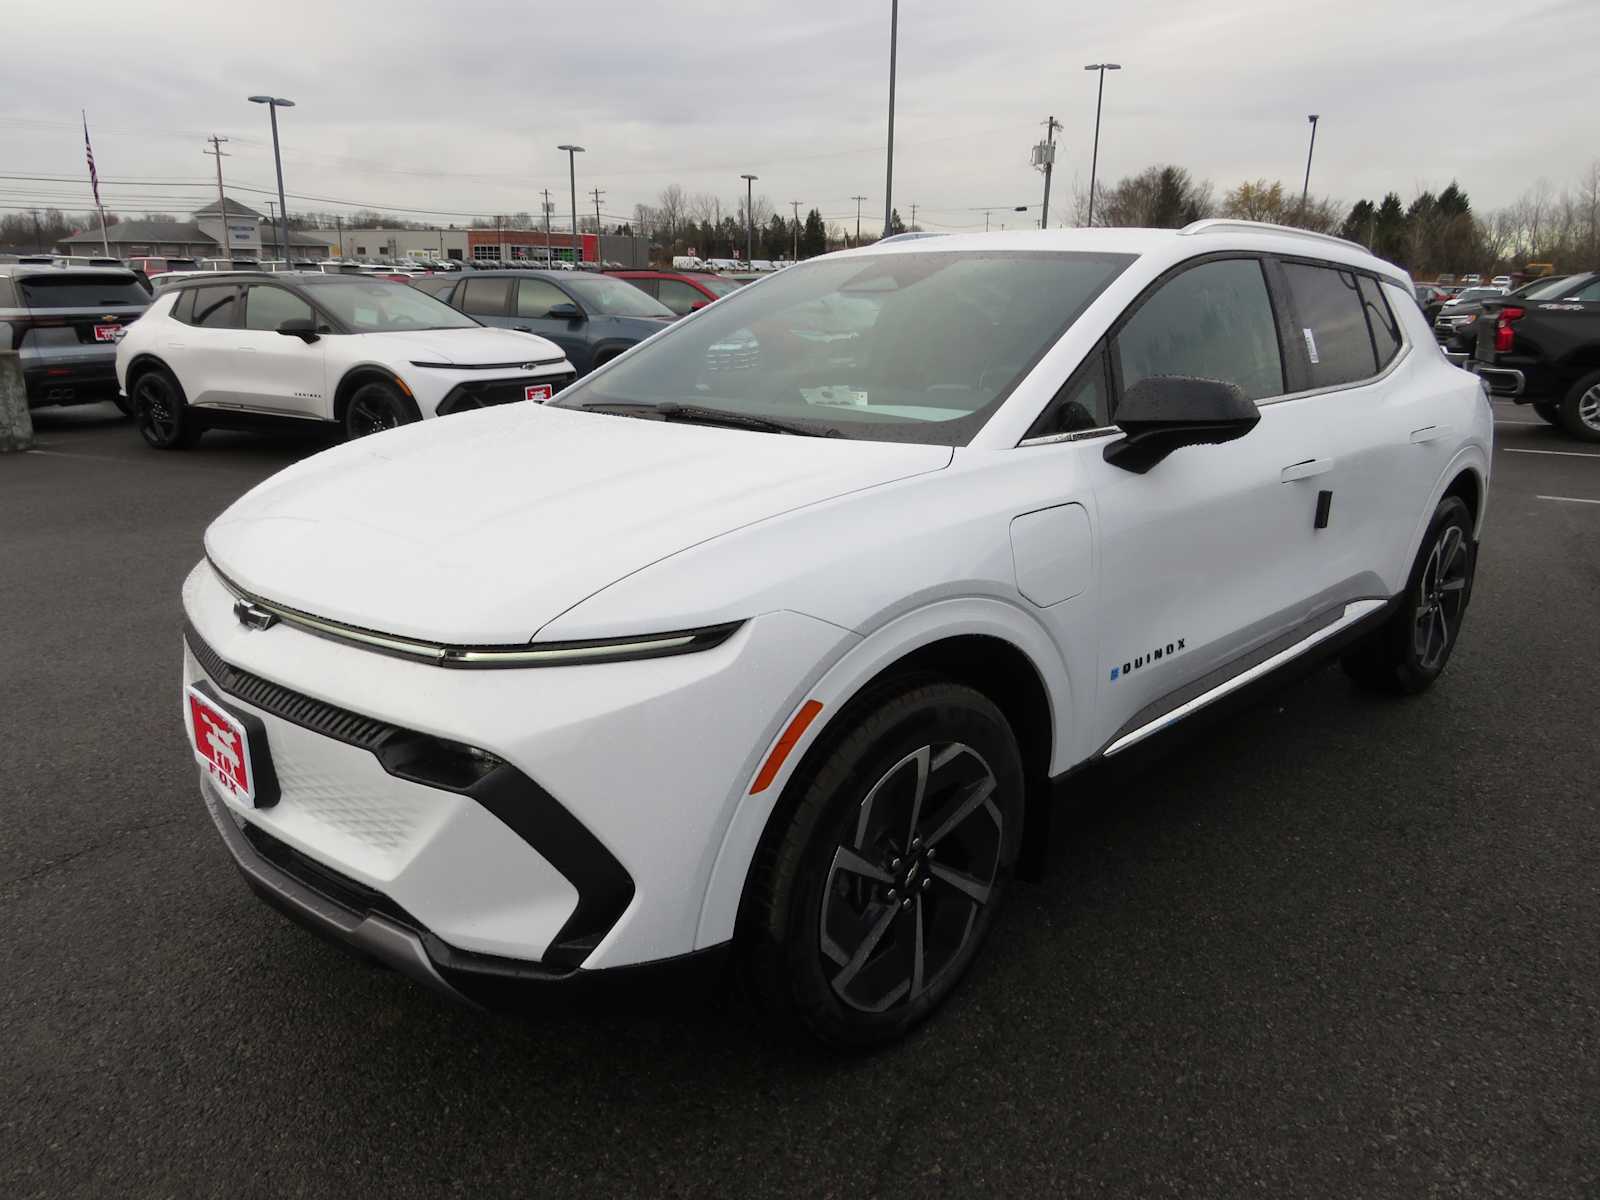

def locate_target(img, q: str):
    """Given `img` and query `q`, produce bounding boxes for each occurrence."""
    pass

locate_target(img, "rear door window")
[1279,262,1378,388]
[0,277,16,308]
[460,278,511,317]
[656,279,708,315]
[191,285,240,329]
[1114,257,1285,403]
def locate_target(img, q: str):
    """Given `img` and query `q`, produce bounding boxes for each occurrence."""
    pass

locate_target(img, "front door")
[511,277,593,372]
[1079,255,1341,752]
[233,283,328,417]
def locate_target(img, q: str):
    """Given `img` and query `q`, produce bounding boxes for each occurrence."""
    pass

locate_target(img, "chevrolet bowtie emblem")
[233,600,278,631]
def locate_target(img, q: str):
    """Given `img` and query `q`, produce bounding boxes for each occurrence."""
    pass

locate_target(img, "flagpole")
[83,110,110,257]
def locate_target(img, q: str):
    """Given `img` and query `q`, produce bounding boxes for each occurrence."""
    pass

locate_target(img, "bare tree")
[655,184,686,241]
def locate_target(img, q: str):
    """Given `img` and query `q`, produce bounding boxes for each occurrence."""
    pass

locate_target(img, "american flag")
[82,111,101,207]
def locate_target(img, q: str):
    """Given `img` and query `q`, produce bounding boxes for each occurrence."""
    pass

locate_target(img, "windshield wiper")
[581,401,840,438]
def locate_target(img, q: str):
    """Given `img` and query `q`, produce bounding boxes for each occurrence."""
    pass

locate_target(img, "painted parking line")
[1537,495,1600,505]
[1502,448,1600,459]
[1494,419,1542,426]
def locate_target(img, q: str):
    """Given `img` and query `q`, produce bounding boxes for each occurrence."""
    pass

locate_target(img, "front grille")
[186,622,397,752]
[437,373,577,415]
[241,819,413,922]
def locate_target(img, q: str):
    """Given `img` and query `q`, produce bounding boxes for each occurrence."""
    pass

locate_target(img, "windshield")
[19,274,148,308]
[553,250,1134,446]
[562,275,675,317]
[308,280,479,331]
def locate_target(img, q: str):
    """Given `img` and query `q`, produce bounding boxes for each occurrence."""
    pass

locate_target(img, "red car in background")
[606,269,746,315]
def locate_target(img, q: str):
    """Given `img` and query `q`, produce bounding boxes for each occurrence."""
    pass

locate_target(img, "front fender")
[693,594,1072,950]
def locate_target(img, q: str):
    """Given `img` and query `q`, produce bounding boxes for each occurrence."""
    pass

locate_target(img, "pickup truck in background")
[1474,270,1600,441]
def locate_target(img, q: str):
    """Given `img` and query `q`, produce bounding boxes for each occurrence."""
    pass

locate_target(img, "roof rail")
[1178,218,1369,253]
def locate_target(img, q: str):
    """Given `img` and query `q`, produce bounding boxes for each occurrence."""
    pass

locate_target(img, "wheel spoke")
[830,845,892,885]
[904,745,931,847]
[909,896,926,1000]
[922,775,996,848]
[831,902,899,992]
[1439,577,1466,593]
[929,861,991,906]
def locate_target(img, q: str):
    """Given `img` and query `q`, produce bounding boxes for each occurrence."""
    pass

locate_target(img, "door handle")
[1280,458,1332,482]
[1410,425,1449,444]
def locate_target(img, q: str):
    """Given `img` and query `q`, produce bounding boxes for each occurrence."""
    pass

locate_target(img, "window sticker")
[1302,327,1320,364]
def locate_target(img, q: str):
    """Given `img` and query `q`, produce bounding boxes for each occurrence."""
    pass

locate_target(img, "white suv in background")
[180,223,1489,1046]
[116,272,572,448]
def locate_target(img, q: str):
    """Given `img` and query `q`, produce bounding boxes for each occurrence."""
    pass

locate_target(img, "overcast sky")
[4,0,1595,236]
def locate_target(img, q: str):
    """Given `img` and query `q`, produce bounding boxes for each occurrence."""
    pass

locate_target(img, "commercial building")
[58,196,331,260]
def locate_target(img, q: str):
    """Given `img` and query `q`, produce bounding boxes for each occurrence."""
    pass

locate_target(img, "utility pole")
[883,0,898,238]
[1035,115,1062,229]
[790,200,801,260]
[984,209,992,233]
[909,202,917,232]
[335,214,343,258]
[204,135,230,262]
[851,195,867,245]
[541,189,553,263]
[590,187,605,260]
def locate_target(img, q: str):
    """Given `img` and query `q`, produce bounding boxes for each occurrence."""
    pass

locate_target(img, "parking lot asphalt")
[3,399,1597,1199]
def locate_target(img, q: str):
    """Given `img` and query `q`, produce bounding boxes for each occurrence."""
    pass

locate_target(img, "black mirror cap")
[547,302,585,320]
[1104,376,1260,474]
[276,317,320,343]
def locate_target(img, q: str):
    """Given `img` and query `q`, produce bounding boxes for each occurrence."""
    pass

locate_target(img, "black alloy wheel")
[343,381,418,440]
[132,370,197,449]
[744,682,1025,1048]
[1343,496,1475,694]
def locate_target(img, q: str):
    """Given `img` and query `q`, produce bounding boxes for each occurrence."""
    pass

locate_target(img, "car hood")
[205,405,951,643]
[597,313,679,341]
[366,325,565,365]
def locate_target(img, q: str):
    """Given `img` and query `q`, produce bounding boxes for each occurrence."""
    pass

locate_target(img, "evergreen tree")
[801,208,827,258]
[1340,199,1376,244]
[1373,193,1407,264]
[763,213,789,259]
[886,208,907,236]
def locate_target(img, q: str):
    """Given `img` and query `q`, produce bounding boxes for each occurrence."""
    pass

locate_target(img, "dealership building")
[59,197,331,260]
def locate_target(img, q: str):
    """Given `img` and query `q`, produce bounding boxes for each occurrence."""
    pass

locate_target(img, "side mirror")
[689,299,710,311]
[276,317,321,343]
[1104,376,1260,474]
[547,302,584,321]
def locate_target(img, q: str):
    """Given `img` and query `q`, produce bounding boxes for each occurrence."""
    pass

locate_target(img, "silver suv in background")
[0,265,150,413]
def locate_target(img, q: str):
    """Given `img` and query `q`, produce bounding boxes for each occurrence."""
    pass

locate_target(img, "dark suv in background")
[0,265,150,412]
[412,269,677,375]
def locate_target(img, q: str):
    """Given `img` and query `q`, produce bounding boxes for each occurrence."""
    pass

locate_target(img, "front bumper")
[182,560,849,972]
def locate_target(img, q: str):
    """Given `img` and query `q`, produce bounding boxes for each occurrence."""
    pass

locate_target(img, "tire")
[342,380,420,440]
[131,367,200,450]
[743,682,1025,1049]
[1342,496,1475,695]
[1555,370,1600,443]
[111,391,134,418]
[1531,400,1561,426]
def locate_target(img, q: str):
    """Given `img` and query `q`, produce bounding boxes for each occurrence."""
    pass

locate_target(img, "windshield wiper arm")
[581,401,839,438]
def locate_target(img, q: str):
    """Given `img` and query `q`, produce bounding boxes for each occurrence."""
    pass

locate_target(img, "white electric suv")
[116,272,573,447]
[181,223,1490,1046]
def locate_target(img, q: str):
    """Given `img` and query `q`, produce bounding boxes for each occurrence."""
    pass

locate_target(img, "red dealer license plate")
[524,383,554,403]
[187,685,257,805]
[93,324,122,342]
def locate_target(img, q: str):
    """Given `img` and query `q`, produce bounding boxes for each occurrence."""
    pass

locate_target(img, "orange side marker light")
[749,700,824,794]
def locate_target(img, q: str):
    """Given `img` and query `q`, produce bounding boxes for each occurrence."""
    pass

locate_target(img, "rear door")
[456,276,514,329]
[655,278,712,316]
[175,283,242,407]
[233,283,329,417]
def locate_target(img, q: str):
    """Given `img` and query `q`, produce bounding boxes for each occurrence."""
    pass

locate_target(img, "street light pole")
[1300,114,1321,218]
[883,0,898,238]
[248,95,295,263]
[1082,64,1120,227]
[740,174,758,263]
[557,144,585,265]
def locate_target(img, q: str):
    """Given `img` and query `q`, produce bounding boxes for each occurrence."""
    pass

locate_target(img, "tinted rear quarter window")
[0,277,16,307]
[1358,277,1402,369]
[1115,257,1284,403]
[1281,262,1378,388]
